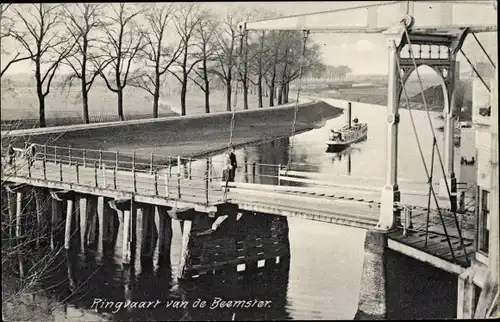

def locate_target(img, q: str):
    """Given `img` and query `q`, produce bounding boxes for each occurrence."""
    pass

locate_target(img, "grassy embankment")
[300,78,474,121]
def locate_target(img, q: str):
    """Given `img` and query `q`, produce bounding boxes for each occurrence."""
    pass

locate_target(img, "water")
[29,98,467,320]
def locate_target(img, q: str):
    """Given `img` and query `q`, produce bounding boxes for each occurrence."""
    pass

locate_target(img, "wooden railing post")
[177,155,181,198]
[103,163,107,187]
[113,164,117,189]
[165,170,169,198]
[188,157,192,180]
[168,156,172,177]
[42,153,47,180]
[115,150,119,171]
[133,151,136,193]
[76,160,80,184]
[59,161,63,181]
[205,158,209,204]
[154,168,158,195]
[99,150,102,169]
[150,152,154,175]
[28,158,31,178]
[252,162,256,183]
[54,146,57,164]
[43,144,47,162]
[94,161,98,187]
[209,157,213,182]
[83,148,86,167]
[278,164,281,186]
[68,146,72,165]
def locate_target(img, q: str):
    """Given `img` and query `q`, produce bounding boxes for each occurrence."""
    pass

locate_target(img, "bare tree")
[60,3,111,124]
[99,3,145,121]
[131,3,181,118]
[170,3,204,116]
[9,4,78,127]
[189,9,218,114]
[1,4,33,78]
[212,7,247,111]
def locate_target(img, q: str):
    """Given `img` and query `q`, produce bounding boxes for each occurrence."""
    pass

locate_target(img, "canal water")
[36,98,466,320]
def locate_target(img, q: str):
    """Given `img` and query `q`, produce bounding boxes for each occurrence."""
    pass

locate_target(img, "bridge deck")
[3,154,475,269]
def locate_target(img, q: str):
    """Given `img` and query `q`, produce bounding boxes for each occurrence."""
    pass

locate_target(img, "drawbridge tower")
[242,0,498,319]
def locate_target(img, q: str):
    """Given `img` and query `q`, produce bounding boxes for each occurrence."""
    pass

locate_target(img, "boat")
[326,103,368,152]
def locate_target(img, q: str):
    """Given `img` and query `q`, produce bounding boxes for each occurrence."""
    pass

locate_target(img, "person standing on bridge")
[228,145,237,182]
[7,144,15,166]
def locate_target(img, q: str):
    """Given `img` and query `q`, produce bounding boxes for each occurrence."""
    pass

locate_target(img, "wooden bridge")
[2,144,475,274]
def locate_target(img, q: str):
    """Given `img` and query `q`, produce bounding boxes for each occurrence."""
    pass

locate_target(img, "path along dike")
[2,98,343,163]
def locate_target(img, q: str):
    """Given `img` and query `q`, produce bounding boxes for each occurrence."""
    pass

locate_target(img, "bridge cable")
[227,26,245,150]
[285,30,310,176]
[394,42,458,262]
[224,26,245,201]
[400,24,469,264]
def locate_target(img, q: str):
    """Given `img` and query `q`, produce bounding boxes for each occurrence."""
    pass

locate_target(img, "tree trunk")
[153,89,160,118]
[258,78,263,108]
[277,83,283,105]
[226,81,232,111]
[243,83,249,110]
[117,90,124,121]
[153,73,160,118]
[35,60,46,128]
[284,83,290,104]
[38,92,46,128]
[204,82,210,114]
[181,78,187,116]
[82,90,90,123]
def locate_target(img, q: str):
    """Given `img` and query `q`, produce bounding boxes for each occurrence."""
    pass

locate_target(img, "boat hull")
[325,133,367,152]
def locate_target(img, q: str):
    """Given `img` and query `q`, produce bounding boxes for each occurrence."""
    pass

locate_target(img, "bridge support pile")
[355,230,389,319]
[174,205,291,280]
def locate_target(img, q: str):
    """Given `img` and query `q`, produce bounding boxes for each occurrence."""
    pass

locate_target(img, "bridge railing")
[2,144,236,204]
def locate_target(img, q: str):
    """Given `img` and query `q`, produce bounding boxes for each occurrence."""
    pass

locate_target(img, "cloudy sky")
[1,1,497,76]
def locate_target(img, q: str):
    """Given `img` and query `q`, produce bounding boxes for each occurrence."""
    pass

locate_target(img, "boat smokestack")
[347,102,352,129]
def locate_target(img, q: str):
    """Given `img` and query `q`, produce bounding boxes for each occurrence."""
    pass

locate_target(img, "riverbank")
[5,99,343,162]
[0,86,287,130]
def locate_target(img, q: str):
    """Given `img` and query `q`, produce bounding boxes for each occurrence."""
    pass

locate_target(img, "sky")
[0,1,498,76]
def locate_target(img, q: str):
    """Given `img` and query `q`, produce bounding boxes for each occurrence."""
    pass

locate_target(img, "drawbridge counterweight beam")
[241,1,497,34]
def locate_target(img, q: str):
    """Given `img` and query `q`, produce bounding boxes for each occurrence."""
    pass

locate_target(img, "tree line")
[0,3,351,127]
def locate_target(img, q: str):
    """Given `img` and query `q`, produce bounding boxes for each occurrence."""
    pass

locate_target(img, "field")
[0,81,283,129]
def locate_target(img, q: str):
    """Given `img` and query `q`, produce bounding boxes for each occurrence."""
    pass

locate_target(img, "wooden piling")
[84,196,98,249]
[16,192,22,243]
[97,197,111,253]
[188,157,192,180]
[178,220,193,279]
[141,205,157,260]
[156,206,172,265]
[122,209,131,264]
[59,161,63,181]
[7,191,15,241]
[50,198,64,250]
[34,189,50,247]
[64,198,74,250]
